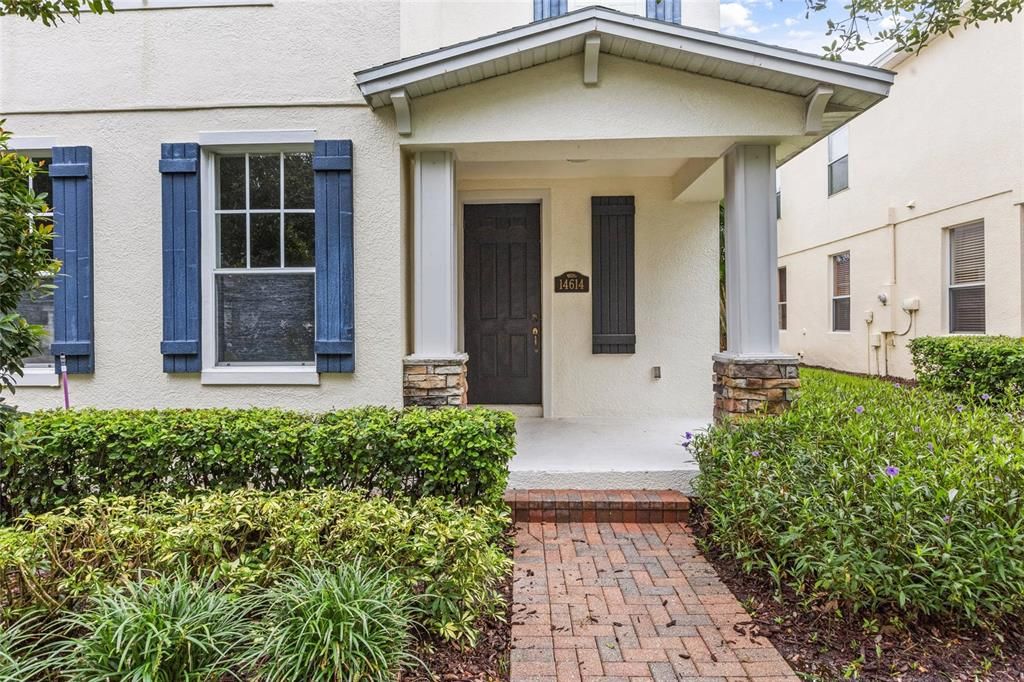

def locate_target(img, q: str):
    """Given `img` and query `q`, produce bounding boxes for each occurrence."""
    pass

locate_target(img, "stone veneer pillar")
[403,354,468,408]
[716,144,800,421]
[712,354,800,422]
[404,151,466,409]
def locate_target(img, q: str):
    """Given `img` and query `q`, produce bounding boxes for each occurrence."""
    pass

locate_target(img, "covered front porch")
[356,6,893,487]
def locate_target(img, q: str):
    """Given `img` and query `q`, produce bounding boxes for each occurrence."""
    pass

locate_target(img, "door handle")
[532,326,540,352]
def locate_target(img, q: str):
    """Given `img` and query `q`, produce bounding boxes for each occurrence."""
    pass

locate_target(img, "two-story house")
[777,21,1022,378]
[1,0,893,487]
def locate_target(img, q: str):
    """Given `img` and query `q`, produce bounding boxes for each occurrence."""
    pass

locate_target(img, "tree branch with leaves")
[809,0,1023,58]
[0,0,111,25]
[0,127,60,396]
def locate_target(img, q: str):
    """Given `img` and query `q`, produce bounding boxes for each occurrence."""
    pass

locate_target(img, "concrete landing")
[508,417,708,492]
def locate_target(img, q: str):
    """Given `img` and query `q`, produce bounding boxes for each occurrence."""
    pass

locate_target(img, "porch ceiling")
[355,6,894,158]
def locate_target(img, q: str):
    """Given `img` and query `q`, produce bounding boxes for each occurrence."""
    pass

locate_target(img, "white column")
[411,150,460,358]
[722,144,790,358]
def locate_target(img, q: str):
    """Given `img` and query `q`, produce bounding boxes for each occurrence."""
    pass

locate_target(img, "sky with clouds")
[718,0,892,64]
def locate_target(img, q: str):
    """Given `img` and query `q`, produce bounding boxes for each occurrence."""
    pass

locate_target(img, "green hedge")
[0,489,511,644]
[0,406,515,521]
[694,368,1024,623]
[909,335,1024,399]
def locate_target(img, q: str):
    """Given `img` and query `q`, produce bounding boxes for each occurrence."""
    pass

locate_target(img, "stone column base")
[403,354,468,408]
[712,354,800,422]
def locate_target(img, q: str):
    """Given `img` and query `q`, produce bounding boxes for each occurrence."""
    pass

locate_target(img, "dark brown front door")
[464,203,542,404]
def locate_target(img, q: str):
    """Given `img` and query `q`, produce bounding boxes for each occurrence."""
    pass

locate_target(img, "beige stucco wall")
[459,176,719,418]
[777,20,1024,378]
[0,2,394,111]
[2,1,407,411]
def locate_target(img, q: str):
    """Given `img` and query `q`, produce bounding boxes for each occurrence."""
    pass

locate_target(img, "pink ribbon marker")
[60,353,70,409]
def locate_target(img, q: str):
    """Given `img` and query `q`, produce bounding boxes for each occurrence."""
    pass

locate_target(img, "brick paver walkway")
[511,521,798,682]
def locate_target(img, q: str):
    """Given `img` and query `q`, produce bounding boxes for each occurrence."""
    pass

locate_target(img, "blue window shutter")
[50,146,95,374]
[646,0,681,22]
[159,143,202,373]
[313,140,355,373]
[534,0,567,20]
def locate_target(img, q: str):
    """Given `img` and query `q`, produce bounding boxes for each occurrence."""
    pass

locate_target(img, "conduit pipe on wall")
[866,215,905,377]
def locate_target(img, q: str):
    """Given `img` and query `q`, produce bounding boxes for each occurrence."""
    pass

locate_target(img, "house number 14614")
[554,271,590,293]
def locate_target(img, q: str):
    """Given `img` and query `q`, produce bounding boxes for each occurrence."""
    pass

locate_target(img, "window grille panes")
[778,267,787,330]
[831,252,850,332]
[646,0,681,23]
[18,156,55,368]
[949,222,985,333]
[213,152,315,365]
[827,127,849,195]
[533,0,567,20]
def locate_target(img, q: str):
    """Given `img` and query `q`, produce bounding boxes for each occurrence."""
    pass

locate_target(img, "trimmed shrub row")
[693,368,1024,623]
[0,489,511,644]
[909,335,1024,399]
[0,406,516,521]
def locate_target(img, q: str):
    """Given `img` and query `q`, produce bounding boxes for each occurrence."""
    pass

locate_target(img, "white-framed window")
[777,266,787,331]
[827,127,849,196]
[831,251,850,332]
[948,221,985,334]
[775,168,781,220]
[203,150,316,372]
[18,155,56,370]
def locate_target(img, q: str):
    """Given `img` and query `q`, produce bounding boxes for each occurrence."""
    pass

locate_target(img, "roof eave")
[355,6,894,108]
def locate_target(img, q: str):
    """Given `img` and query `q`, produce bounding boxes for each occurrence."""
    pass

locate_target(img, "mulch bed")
[692,507,1024,681]
[403,529,513,682]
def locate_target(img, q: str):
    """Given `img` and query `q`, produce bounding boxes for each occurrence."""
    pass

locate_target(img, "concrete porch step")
[504,489,691,523]
[507,468,699,493]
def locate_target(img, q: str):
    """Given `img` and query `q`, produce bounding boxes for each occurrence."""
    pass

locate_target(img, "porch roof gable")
[355,5,894,116]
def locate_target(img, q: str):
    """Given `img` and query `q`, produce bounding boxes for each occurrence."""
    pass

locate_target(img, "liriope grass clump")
[51,573,252,682]
[246,562,417,682]
[7,565,428,681]
[694,368,1024,623]
[0,613,53,682]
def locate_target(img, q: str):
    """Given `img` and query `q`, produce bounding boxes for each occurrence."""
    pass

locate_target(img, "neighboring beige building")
[776,21,1024,378]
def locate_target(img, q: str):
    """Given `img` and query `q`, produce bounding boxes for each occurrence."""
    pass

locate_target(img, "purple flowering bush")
[693,368,1024,623]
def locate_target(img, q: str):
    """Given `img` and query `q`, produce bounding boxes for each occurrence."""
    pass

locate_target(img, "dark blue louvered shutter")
[313,140,354,373]
[592,196,636,354]
[646,0,681,22]
[159,143,202,373]
[49,146,95,374]
[534,0,567,20]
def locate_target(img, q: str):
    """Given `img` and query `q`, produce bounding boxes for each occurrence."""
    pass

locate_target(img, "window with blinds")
[778,267,787,331]
[949,222,985,333]
[831,252,850,332]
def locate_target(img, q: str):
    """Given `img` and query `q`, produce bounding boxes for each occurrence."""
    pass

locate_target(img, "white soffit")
[355,6,894,115]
